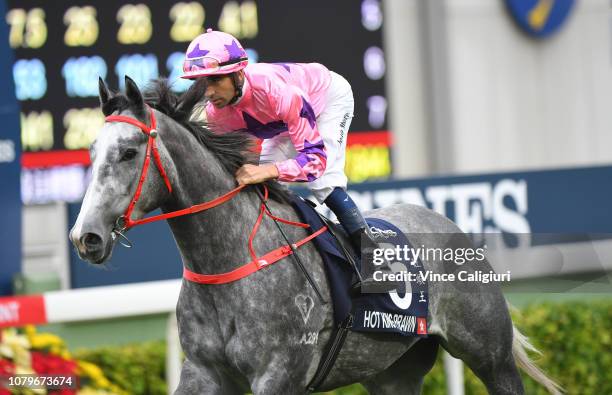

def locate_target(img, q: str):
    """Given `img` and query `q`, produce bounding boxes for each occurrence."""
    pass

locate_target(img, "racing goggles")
[182,56,248,74]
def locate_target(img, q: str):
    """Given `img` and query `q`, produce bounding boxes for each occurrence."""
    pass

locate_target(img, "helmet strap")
[228,72,244,105]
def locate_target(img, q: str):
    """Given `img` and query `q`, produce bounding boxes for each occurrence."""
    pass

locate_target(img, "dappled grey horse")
[70,76,561,395]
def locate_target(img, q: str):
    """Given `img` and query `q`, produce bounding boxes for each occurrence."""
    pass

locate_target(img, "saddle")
[290,194,428,325]
[288,195,429,391]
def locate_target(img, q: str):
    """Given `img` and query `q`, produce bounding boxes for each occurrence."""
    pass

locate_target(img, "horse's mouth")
[74,238,114,265]
[70,225,118,264]
[90,253,109,265]
[76,248,108,265]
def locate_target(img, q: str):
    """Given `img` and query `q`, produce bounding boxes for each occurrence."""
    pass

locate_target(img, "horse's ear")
[98,77,111,106]
[125,75,144,109]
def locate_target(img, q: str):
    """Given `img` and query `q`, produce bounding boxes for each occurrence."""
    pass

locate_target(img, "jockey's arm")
[270,85,327,183]
[236,85,327,185]
[235,163,279,185]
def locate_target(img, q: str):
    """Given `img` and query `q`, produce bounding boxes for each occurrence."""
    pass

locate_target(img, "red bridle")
[102,106,327,284]
[105,106,246,231]
[105,106,174,230]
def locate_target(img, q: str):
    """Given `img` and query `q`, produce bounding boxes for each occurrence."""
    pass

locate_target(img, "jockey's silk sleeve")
[271,85,327,182]
[203,63,332,182]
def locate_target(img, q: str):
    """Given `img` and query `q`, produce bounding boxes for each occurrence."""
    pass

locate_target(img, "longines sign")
[298,165,612,238]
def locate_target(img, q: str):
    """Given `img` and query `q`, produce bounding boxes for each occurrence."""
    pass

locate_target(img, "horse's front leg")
[249,353,311,395]
[174,359,243,395]
[251,374,308,395]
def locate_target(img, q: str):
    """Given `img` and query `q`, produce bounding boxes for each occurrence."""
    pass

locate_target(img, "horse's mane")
[106,78,292,204]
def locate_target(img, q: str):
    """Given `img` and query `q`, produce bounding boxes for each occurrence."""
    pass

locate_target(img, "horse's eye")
[121,148,138,161]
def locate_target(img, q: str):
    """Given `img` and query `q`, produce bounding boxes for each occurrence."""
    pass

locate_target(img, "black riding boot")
[348,227,399,293]
[323,187,397,294]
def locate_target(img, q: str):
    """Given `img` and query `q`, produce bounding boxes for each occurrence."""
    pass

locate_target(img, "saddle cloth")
[290,196,429,337]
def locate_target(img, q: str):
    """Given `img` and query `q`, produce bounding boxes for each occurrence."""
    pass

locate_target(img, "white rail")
[1,280,466,394]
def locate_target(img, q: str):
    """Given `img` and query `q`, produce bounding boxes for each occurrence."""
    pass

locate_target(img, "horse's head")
[70,76,174,264]
[70,75,288,265]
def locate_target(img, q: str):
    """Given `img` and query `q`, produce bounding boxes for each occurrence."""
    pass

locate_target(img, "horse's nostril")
[81,233,102,250]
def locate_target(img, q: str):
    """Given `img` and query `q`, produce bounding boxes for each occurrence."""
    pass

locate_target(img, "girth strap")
[307,313,354,392]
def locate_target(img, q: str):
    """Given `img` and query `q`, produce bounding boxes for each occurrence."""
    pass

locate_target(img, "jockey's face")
[203,71,243,108]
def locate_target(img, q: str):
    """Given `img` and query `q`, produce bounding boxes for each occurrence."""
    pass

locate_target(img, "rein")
[104,107,327,284]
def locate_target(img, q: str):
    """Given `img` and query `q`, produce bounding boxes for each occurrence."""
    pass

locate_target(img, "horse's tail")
[512,324,564,395]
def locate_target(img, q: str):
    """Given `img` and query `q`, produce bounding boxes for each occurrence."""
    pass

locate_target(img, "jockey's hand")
[236,164,279,185]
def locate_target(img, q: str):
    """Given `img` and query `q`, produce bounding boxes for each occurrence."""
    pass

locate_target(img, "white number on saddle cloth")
[388,261,412,310]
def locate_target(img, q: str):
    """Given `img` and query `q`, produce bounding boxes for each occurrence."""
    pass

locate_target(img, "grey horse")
[69,76,562,395]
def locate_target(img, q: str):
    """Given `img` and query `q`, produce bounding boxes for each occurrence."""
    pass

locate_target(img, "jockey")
[181,29,390,291]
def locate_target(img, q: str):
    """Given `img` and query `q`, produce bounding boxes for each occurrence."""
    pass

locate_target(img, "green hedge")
[74,341,167,395]
[75,300,612,394]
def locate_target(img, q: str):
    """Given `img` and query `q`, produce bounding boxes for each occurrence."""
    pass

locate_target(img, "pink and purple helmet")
[181,29,249,79]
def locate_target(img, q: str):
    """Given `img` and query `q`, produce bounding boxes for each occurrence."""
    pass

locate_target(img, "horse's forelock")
[101,90,147,121]
[102,96,127,116]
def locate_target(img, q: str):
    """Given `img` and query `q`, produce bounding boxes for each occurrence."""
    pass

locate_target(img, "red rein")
[104,107,327,284]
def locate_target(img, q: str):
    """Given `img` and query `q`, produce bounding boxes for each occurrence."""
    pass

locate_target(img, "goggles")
[182,56,248,74]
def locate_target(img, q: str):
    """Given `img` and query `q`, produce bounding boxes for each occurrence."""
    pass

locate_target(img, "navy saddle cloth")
[290,196,429,337]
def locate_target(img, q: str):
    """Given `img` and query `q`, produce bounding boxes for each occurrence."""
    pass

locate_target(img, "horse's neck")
[164,186,263,274]
[158,120,275,275]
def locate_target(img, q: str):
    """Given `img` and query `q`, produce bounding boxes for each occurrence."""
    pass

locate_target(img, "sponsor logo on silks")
[417,318,427,335]
[336,113,351,145]
[504,0,575,38]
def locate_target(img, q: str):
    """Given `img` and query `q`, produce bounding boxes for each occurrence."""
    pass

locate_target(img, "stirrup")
[350,258,401,295]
